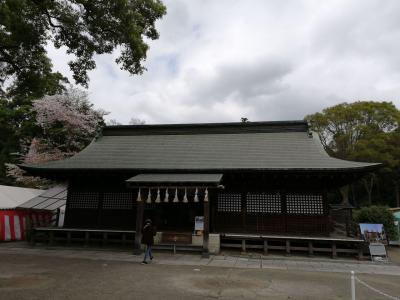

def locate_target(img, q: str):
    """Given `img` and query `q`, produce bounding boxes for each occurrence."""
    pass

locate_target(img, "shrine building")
[22,121,379,257]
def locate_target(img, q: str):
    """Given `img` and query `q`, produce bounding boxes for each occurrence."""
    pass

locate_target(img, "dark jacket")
[141,223,156,245]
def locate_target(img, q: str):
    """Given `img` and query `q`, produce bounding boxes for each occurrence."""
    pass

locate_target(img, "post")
[55,208,60,227]
[332,241,337,259]
[133,201,144,255]
[308,241,314,256]
[351,271,356,300]
[286,240,291,256]
[357,244,363,260]
[241,239,246,253]
[102,232,108,246]
[264,240,268,255]
[49,231,54,246]
[84,231,89,247]
[30,226,36,246]
[67,231,71,245]
[202,198,210,258]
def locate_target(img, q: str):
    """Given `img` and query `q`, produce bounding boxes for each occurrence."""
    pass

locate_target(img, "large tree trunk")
[351,184,357,207]
[339,185,349,205]
[395,180,400,208]
[362,175,374,205]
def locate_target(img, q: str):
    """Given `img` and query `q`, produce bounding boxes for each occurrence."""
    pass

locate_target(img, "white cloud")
[48,0,400,124]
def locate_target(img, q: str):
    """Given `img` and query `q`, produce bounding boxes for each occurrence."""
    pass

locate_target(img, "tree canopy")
[306,101,400,206]
[305,101,400,158]
[6,88,106,187]
[0,0,165,185]
[0,0,166,98]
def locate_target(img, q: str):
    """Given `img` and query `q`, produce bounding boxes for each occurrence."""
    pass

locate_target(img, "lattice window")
[103,192,133,210]
[286,194,324,215]
[246,193,281,213]
[217,193,241,212]
[145,203,156,209]
[69,192,99,209]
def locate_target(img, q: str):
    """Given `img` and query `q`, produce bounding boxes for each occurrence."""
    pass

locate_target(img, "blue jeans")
[144,244,153,262]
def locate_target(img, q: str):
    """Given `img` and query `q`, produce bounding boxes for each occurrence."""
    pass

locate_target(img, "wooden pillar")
[55,208,60,227]
[97,192,104,228]
[332,241,337,259]
[102,232,108,246]
[281,190,287,233]
[308,241,314,256]
[84,231,90,247]
[323,188,329,236]
[241,192,246,231]
[286,239,291,256]
[49,231,54,246]
[357,244,363,260]
[67,231,71,245]
[30,226,36,246]
[263,240,268,255]
[202,197,210,258]
[339,185,350,205]
[211,195,216,233]
[133,201,144,255]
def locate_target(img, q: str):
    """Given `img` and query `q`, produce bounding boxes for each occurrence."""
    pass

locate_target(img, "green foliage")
[0,97,41,184]
[6,88,107,187]
[0,0,166,185]
[0,0,166,98]
[306,101,400,159]
[306,101,400,206]
[353,206,398,241]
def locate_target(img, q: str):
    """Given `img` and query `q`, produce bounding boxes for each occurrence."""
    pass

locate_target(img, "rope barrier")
[354,276,399,300]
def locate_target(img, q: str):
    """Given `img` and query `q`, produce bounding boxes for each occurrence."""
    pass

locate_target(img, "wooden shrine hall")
[22,121,380,257]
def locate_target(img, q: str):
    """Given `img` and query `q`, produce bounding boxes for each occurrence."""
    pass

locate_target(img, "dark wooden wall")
[63,172,346,235]
[65,177,137,230]
[213,191,328,235]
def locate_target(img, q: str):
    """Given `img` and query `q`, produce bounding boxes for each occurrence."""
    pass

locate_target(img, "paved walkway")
[1,243,400,276]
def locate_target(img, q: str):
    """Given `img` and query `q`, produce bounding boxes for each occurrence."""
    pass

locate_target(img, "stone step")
[152,244,203,253]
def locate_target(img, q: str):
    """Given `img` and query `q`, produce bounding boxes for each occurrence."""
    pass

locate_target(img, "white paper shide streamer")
[164,188,169,203]
[136,188,142,202]
[183,188,188,203]
[173,188,179,203]
[146,189,152,203]
[155,188,161,203]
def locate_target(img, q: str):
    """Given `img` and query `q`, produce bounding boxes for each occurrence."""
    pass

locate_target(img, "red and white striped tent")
[0,185,52,241]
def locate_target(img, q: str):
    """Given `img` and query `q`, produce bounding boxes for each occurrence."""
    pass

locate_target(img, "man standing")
[141,219,155,264]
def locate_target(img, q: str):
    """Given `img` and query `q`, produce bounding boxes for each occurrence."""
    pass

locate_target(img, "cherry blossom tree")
[7,88,107,187]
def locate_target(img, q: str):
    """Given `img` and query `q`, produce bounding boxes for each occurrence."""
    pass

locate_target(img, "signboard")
[195,216,204,235]
[161,232,192,244]
[359,223,387,244]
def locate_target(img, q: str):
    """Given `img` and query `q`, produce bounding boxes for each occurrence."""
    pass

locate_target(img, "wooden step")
[152,244,203,253]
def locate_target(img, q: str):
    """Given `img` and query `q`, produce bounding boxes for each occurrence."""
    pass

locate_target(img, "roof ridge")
[105,120,306,129]
[102,120,309,136]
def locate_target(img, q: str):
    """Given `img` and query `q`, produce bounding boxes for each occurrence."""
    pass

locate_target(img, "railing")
[220,233,365,259]
[350,271,399,300]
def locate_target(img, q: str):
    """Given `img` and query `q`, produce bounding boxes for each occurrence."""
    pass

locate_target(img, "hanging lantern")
[155,188,161,203]
[183,188,188,203]
[136,188,142,202]
[146,189,152,203]
[173,188,179,203]
[204,188,209,202]
[194,188,199,203]
[164,188,169,203]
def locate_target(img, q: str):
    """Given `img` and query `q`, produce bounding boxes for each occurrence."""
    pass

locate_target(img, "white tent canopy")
[0,185,43,209]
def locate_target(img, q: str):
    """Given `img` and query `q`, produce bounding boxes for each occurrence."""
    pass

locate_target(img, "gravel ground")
[0,250,400,300]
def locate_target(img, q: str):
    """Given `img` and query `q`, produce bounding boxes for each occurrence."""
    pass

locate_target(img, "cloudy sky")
[48,0,400,124]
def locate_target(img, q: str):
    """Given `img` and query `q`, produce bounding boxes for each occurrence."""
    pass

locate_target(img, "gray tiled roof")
[17,185,67,210]
[21,121,379,172]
